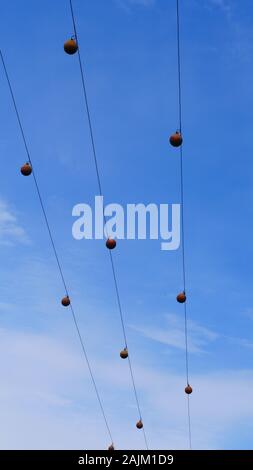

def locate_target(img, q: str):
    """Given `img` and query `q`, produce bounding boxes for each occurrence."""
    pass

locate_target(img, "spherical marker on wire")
[106,238,116,250]
[108,444,115,451]
[136,420,144,430]
[185,384,193,395]
[61,296,71,307]
[120,348,128,359]
[169,131,183,148]
[64,37,78,55]
[20,162,32,176]
[177,292,186,304]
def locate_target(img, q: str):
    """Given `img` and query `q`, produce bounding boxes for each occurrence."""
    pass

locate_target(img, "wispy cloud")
[131,313,253,354]
[1,326,253,449]
[0,199,29,245]
[131,313,219,353]
[225,336,253,350]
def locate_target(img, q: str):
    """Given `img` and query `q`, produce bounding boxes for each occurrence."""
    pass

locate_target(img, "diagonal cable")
[68,0,148,450]
[176,0,192,450]
[0,49,114,447]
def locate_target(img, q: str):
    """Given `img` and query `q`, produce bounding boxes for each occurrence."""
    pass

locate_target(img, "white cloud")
[131,313,253,356]
[131,313,219,353]
[1,326,253,449]
[226,336,253,350]
[0,199,29,245]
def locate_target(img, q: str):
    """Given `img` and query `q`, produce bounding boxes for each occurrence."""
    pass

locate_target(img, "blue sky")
[1,0,253,450]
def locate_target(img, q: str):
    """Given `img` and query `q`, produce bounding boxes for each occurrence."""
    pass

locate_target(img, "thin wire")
[108,251,128,348]
[180,146,186,293]
[68,0,148,449]
[176,0,192,450]
[70,304,113,443]
[0,51,69,295]
[187,395,192,449]
[108,250,148,449]
[183,303,189,385]
[0,49,114,446]
[176,0,182,133]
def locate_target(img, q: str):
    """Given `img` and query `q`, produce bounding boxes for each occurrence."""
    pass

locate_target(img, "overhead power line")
[67,0,148,450]
[175,0,192,450]
[0,49,114,448]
